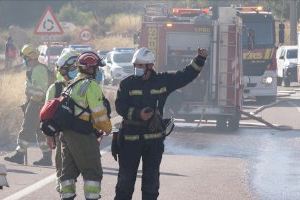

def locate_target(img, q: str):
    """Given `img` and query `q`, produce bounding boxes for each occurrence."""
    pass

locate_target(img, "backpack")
[40,78,112,137]
[54,81,64,98]
[40,79,93,137]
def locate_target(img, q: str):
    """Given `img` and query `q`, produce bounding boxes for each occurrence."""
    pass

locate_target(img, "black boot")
[4,151,25,164]
[33,151,52,166]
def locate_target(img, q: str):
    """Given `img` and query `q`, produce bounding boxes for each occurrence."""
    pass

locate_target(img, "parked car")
[276,45,298,87]
[112,47,135,52]
[103,49,134,85]
[97,50,110,59]
[38,43,65,71]
[68,44,93,53]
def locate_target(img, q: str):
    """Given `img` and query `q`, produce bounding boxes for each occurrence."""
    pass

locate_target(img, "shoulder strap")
[63,78,85,95]
[54,81,64,98]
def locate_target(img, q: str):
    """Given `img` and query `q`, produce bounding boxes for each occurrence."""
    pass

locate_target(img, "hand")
[140,107,154,121]
[97,136,103,144]
[46,136,56,149]
[197,48,208,59]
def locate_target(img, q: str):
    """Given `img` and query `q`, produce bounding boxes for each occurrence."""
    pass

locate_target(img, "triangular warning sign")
[34,6,63,35]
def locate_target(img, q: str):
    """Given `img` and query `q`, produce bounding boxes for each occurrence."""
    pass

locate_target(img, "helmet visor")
[56,56,77,69]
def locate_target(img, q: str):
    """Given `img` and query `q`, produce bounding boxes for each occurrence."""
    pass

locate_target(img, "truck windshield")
[242,20,274,47]
[286,49,298,59]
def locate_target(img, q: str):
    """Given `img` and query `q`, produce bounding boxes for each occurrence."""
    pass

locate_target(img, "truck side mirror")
[279,23,285,44]
[247,29,255,51]
[211,6,219,20]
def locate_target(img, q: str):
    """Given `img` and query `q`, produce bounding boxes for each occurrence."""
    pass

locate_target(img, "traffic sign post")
[34,6,64,35]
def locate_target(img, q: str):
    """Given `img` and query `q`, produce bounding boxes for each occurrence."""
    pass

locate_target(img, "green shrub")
[58,3,96,26]
[105,14,141,33]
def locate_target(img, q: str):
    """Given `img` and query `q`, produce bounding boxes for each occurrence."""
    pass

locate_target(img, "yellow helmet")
[20,44,39,60]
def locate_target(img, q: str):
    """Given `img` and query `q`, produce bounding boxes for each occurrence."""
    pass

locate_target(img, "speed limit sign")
[80,29,92,42]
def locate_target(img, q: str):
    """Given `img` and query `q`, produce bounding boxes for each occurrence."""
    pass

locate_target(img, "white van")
[276,45,298,86]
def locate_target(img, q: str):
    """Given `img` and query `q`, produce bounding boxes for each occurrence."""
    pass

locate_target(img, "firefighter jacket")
[25,64,49,102]
[69,73,112,133]
[115,56,206,134]
[45,81,67,101]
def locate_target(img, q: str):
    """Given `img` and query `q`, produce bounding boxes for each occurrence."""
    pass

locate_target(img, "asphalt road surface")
[1,85,300,200]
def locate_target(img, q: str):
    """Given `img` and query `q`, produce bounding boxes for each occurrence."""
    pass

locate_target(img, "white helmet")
[131,47,155,64]
[56,49,79,70]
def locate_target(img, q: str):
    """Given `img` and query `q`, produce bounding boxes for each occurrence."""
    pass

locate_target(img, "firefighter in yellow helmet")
[5,44,51,165]
[58,51,112,200]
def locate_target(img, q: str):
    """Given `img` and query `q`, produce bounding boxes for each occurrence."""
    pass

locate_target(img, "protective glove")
[148,111,164,133]
[193,48,208,66]
[111,132,119,161]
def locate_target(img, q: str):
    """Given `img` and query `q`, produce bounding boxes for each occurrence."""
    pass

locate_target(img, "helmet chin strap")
[142,65,152,80]
[91,67,98,78]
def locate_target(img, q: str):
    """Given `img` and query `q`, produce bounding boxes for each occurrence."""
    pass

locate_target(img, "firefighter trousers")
[60,129,103,200]
[17,99,49,153]
[114,136,164,200]
[55,134,62,191]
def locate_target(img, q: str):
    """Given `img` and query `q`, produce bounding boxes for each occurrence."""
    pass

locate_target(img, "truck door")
[166,31,212,102]
[166,32,211,70]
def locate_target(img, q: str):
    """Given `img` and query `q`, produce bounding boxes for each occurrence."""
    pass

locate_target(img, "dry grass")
[106,14,141,33]
[0,68,117,139]
[93,36,134,51]
[0,70,25,136]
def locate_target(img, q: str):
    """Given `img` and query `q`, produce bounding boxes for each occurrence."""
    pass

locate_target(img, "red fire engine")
[139,4,243,130]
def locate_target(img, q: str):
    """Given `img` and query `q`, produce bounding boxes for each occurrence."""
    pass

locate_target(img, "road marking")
[3,174,56,200]
[3,145,111,200]
[287,101,300,113]
[278,90,296,94]
[2,115,120,200]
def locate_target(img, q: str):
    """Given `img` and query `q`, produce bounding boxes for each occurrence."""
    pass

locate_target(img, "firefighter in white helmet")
[112,47,208,200]
[44,49,79,192]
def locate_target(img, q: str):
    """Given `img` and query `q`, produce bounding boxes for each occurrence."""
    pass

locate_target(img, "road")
[1,85,300,200]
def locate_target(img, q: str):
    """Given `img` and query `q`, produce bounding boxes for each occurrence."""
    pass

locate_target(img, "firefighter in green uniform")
[5,44,52,166]
[112,47,208,200]
[44,50,79,192]
[56,52,112,200]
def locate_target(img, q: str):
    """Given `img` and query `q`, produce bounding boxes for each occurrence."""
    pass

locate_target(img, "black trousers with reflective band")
[114,137,164,200]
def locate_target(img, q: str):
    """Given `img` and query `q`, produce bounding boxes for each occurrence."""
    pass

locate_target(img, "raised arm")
[164,48,208,93]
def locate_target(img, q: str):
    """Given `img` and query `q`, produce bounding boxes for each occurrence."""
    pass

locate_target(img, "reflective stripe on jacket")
[26,64,49,102]
[45,81,67,102]
[115,57,205,134]
[70,73,112,133]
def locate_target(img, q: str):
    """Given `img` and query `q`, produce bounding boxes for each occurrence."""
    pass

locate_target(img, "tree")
[0,0,67,28]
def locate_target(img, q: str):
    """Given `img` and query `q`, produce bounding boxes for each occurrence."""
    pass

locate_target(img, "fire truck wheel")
[277,77,282,86]
[216,117,227,130]
[228,116,240,131]
[283,77,290,87]
[256,96,276,105]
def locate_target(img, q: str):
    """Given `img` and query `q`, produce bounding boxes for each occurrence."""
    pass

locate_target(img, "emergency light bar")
[172,8,209,17]
[166,23,173,28]
[236,6,265,13]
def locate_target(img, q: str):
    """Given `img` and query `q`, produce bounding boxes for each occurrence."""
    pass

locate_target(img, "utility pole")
[289,0,298,45]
